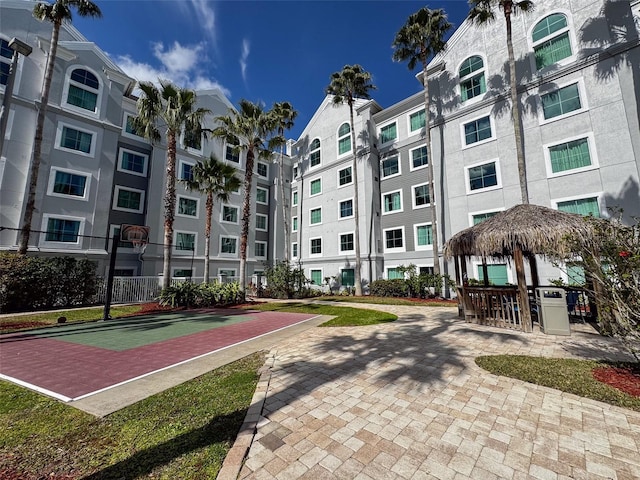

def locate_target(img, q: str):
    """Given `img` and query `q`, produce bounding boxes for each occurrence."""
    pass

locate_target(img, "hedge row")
[0,253,99,313]
[158,281,243,308]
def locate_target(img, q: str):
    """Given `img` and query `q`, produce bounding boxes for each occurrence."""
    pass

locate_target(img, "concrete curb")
[216,351,277,480]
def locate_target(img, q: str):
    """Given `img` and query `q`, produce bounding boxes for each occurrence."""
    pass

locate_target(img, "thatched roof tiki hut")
[444,204,599,333]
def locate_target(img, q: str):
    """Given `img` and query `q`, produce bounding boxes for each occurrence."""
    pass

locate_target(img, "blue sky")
[74,1,471,140]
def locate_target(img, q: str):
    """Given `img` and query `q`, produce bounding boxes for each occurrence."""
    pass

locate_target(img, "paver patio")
[224,303,640,480]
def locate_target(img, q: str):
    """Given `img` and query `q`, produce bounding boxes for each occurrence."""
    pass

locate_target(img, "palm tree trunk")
[239,150,255,297]
[505,5,529,204]
[348,103,363,296]
[204,193,213,283]
[18,20,62,254]
[162,132,177,287]
[279,140,290,261]
[422,62,441,278]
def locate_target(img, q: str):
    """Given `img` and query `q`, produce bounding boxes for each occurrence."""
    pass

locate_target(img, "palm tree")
[213,100,272,297]
[134,80,210,286]
[392,7,452,278]
[469,0,534,204]
[269,101,297,261]
[182,155,241,283]
[18,0,102,254]
[325,65,376,297]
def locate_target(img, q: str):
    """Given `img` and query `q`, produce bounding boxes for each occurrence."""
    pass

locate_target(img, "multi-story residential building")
[3,0,639,291]
[291,0,640,289]
[0,1,282,282]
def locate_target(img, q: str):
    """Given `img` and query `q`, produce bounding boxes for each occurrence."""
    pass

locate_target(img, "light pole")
[0,37,33,157]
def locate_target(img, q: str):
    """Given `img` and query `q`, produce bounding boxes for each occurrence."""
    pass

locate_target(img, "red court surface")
[0,310,317,402]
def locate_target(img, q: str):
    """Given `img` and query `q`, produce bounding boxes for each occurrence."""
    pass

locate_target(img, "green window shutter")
[410,110,425,131]
[472,212,498,225]
[535,32,572,69]
[478,264,509,285]
[542,84,581,119]
[310,270,322,285]
[557,197,600,217]
[68,85,97,111]
[310,208,322,224]
[338,136,351,155]
[549,138,591,173]
[310,179,321,195]
[416,225,433,246]
[566,264,586,286]
[341,269,355,287]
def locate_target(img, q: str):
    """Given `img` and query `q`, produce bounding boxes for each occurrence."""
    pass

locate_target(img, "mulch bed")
[592,364,640,398]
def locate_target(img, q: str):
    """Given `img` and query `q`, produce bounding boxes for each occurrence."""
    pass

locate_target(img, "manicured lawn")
[476,355,640,412]
[317,295,457,307]
[248,302,397,326]
[0,352,264,479]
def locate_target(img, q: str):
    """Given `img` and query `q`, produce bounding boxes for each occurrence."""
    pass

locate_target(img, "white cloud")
[240,38,250,83]
[175,0,216,40]
[113,41,230,97]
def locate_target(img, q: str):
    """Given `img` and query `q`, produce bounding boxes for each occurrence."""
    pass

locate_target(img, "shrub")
[370,279,409,297]
[158,281,243,308]
[264,261,311,299]
[0,253,99,313]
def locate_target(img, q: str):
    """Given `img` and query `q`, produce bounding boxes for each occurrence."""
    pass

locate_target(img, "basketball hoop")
[132,239,148,255]
[120,224,150,255]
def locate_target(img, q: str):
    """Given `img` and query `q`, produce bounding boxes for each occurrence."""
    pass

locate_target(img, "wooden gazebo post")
[514,246,532,332]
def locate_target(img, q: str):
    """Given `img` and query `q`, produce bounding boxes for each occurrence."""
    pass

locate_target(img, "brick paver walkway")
[228,304,640,480]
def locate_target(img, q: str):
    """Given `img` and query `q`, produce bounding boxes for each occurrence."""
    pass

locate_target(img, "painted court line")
[70,314,321,402]
[0,373,72,402]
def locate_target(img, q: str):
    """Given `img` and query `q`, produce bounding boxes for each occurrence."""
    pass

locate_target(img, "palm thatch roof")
[444,203,600,259]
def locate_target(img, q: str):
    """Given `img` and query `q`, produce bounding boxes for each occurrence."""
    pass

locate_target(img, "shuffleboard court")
[0,309,318,402]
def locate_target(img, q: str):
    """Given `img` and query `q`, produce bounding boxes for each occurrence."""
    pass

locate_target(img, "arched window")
[66,68,100,112]
[532,13,572,69]
[309,138,321,167]
[1,38,13,86]
[337,123,351,155]
[459,55,486,102]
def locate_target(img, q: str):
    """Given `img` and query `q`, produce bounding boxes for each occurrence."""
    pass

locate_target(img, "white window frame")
[46,166,91,201]
[109,224,135,252]
[255,240,267,259]
[218,268,237,277]
[220,204,239,224]
[309,176,322,197]
[551,192,604,218]
[377,120,398,146]
[538,78,588,126]
[457,54,487,106]
[224,141,241,166]
[292,215,298,232]
[339,198,354,220]
[118,148,148,177]
[291,242,298,259]
[413,222,434,251]
[380,155,401,179]
[178,159,196,182]
[112,185,145,213]
[468,207,505,227]
[256,187,269,205]
[386,266,406,280]
[219,235,238,257]
[54,121,97,157]
[62,65,102,117]
[460,113,495,149]
[309,237,323,257]
[337,166,353,188]
[181,130,203,154]
[256,214,268,232]
[309,207,322,226]
[383,226,406,253]
[338,231,355,254]
[176,194,200,219]
[122,112,145,140]
[543,132,598,178]
[382,189,403,215]
[337,122,352,158]
[407,106,426,136]
[464,158,502,195]
[172,268,195,278]
[257,161,269,179]
[528,9,577,73]
[411,182,430,210]
[409,144,428,172]
[292,190,298,206]
[309,137,322,169]
[173,231,197,254]
[309,268,324,286]
[112,267,136,277]
[40,214,85,249]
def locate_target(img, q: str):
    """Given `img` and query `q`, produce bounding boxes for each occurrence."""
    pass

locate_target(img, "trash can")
[535,287,571,335]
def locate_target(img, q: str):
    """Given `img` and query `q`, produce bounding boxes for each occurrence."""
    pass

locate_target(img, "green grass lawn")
[316,295,457,307]
[247,301,397,326]
[476,355,640,412]
[0,352,264,479]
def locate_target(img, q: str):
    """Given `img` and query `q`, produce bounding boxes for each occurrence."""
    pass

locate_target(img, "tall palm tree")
[213,100,272,297]
[269,101,297,261]
[182,155,241,284]
[134,80,210,286]
[392,7,452,278]
[18,0,102,254]
[326,65,376,297]
[469,0,534,204]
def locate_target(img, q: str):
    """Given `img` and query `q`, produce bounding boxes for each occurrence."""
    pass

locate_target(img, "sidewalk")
[221,303,640,480]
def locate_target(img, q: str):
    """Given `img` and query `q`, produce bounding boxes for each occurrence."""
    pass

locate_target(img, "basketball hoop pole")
[102,233,119,321]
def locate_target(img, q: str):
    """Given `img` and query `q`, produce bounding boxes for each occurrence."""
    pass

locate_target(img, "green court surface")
[22,311,256,351]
